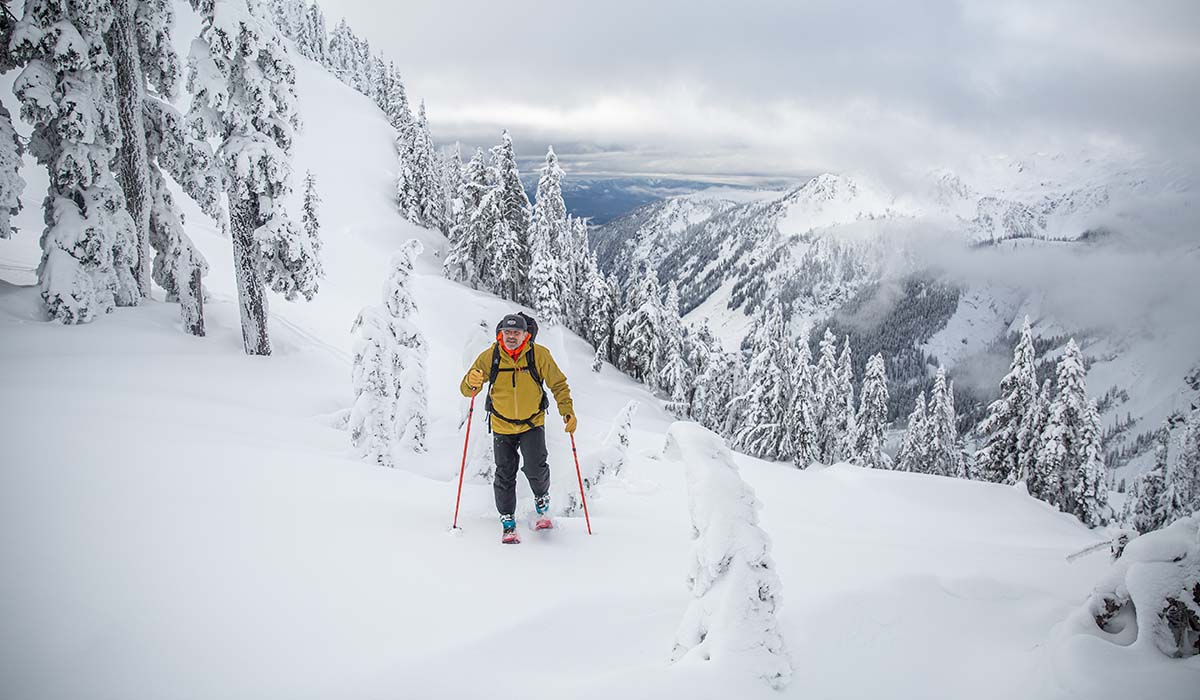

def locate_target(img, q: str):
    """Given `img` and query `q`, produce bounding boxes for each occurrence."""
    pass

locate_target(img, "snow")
[1,7,1198,698]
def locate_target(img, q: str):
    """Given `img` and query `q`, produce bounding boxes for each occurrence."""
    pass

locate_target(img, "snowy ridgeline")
[663,422,791,689]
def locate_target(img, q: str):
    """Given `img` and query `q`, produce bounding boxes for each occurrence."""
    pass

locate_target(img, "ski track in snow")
[1,5,1198,698]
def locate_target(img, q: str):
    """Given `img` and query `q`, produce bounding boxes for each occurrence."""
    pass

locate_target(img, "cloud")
[320,0,1200,178]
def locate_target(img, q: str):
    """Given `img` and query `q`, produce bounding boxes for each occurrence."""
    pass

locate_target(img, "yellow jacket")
[460,342,574,434]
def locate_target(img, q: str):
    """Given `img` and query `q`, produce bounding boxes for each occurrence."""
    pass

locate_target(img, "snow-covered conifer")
[785,336,818,466]
[326,18,356,85]
[529,146,570,324]
[896,392,930,473]
[612,271,662,384]
[927,366,961,477]
[1038,340,1108,526]
[853,353,890,469]
[300,2,327,64]
[831,338,857,462]
[658,281,690,410]
[0,8,23,239]
[349,239,429,462]
[442,149,490,289]
[665,423,791,689]
[187,0,321,355]
[11,0,140,322]
[1130,431,1170,534]
[733,301,792,460]
[490,130,531,301]
[977,316,1039,484]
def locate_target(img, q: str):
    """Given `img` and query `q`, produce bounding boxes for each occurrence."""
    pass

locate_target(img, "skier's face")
[501,329,528,350]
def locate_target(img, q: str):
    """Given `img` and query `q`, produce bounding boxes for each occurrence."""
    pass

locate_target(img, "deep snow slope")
[2,15,1198,700]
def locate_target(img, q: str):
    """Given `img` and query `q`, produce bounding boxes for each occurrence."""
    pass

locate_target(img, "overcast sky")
[321,0,1199,182]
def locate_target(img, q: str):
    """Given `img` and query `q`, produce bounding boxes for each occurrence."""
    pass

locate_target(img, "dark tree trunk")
[230,191,270,355]
[107,0,152,298]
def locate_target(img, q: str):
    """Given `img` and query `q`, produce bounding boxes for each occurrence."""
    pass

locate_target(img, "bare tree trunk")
[107,0,152,298]
[231,191,270,355]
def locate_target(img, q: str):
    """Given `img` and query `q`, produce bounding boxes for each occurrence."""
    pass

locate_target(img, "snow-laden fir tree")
[187,0,322,355]
[612,270,662,384]
[733,301,793,460]
[811,329,843,463]
[665,423,791,689]
[785,335,818,466]
[658,281,690,410]
[1038,339,1108,526]
[1128,431,1171,534]
[396,101,444,233]
[295,1,327,63]
[490,130,531,301]
[977,316,1040,484]
[1166,405,1200,522]
[561,399,640,515]
[440,146,465,239]
[896,391,929,473]
[326,17,356,85]
[1025,377,1057,500]
[11,0,141,322]
[349,239,429,462]
[528,146,570,324]
[565,216,592,333]
[301,170,321,259]
[383,62,413,137]
[832,338,857,462]
[352,34,371,95]
[926,366,961,477]
[441,148,487,288]
[853,353,890,469]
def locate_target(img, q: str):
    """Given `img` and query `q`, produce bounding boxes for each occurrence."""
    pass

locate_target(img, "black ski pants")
[493,426,550,516]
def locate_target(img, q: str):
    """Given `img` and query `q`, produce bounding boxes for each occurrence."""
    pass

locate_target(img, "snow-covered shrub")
[1083,512,1200,658]
[559,399,639,516]
[663,422,791,689]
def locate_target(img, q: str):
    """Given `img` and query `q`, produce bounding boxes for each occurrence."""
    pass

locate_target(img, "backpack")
[485,312,548,431]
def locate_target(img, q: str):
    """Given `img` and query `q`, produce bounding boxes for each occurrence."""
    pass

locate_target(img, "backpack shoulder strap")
[488,344,501,386]
[525,344,544,386]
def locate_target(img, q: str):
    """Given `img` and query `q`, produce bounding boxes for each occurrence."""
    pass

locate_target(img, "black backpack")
[485,312,548,431]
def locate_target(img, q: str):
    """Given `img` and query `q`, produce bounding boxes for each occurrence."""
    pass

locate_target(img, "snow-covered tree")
[561,399,640,515]
[442,148,491,290]
[1038,340,1108,526]
[528,146,570,324]
[187,0,322,355]
[977,317,1040,484]
[785,336,818,466]
[396,101,444,232]
[665,423,791,689]
[1167,406,1200,521]
[657,281,690,409]
[326,17,356,84]
[733,301,792,461]
[927,366,961,477]
[11,0,141,322]
[896,392,929,473]
[383,62,412,136]
[1129,431,1171,534]
[295,1,327,63]
[440,145,465,239]
[490,130,531,301]
[831,338,857,462]
[812,329,846,463]
[583,256,615,356]
[301,169,321,257]
[853,353,890,469]
[613,270,662,384]
[349,239,429,463]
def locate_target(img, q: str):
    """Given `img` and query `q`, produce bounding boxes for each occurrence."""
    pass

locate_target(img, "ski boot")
[500,514,520,544]
[534,494,554,531]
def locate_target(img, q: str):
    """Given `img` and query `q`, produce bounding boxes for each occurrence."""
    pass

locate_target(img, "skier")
[460,313,576,543]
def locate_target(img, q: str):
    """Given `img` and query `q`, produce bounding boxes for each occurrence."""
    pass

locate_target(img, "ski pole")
[570,433,593,535]
[452,390,477,530]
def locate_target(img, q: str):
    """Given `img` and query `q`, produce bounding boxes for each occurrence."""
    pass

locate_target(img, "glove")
[466,368,485,391]
[563,414,577,433]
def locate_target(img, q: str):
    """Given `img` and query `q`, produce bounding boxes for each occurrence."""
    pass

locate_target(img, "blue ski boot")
[500,514,520,544]
[534,494,554,530]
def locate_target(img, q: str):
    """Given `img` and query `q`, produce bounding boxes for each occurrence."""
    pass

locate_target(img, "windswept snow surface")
[2,16,1198,700]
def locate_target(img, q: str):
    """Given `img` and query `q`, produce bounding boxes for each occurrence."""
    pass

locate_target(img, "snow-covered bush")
[559,399,639,516]
[663,422,791,689]
[1082,512,1200,658]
